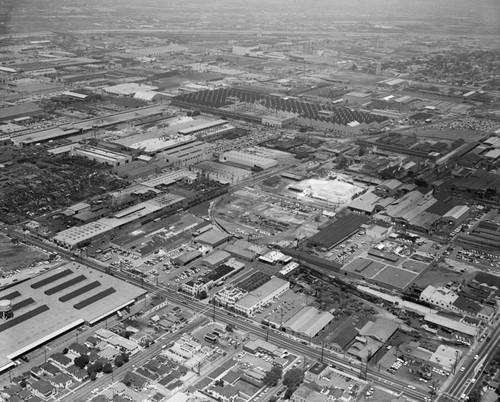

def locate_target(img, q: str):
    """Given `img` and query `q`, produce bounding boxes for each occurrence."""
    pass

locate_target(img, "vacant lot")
[0,234,48,272]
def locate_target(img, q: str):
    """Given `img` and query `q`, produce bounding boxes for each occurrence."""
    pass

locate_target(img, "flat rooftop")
[0,262,146,371]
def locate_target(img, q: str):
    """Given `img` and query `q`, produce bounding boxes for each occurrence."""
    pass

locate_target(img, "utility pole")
[320,341,325,363]
[213,301,216,323]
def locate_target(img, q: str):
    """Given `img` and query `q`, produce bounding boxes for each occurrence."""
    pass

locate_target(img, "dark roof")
[474,272,500,290]
[31,380,55,396]
[0,103,43,121]
[123,371,147,389]
[308,362,328,376]
[49,353,72,367]
[40,362,60,376]
[308,214,369,249]
[331,324,359,349]
[69,343,89,356]
[452,296,482,315]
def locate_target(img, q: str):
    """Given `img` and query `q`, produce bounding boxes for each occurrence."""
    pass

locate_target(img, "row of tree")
[263,366,305,399]
[73,351,130,381]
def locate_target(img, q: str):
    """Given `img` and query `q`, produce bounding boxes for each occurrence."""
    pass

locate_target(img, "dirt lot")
[0,234,49,272]
[412,260,477,288]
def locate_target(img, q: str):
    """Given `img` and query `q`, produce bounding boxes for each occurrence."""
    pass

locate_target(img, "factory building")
[128,135,197,156]
[71,145,132,167]
[193,161,251,184]
[219,151,278,170]
[234,277,289,316]
[0,102,43,122]
[157,141,213,167]
[53,194,185,249]
[344,92,371,105]
[178,119,235,141]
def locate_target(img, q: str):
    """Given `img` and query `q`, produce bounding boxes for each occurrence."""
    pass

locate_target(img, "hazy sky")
[1,0,499,36]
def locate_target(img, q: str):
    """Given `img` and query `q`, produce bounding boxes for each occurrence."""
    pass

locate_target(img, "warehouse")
[194,229,231,248]
[0,102,43,122]
[193,161,251,184]
[219,151,278,170]
[71,145,132,167]
[157,141,213,167]
[235,277,289,316]
[0,263,146,373]
[174,250,202,266]
[284,306,334,339]
[128,135,197,156]
[348,191,393,215]
[53,195,185,249]
[308,214,369,250]
[424,313,477,338]
[141,169,196,189]
[103,83,158,96]
[177,119,235,141]
[344,92,371,105]
[201,250,231,268]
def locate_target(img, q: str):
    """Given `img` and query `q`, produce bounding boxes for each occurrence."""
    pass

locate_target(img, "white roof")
[424,313,477,337]
[443,205,470,221]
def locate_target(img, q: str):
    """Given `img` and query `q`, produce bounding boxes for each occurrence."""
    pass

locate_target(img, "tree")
[90,371,97,381]
[74,354,89,369]
[121,353,130,363]
[62,348,69,355]
[283,368,304,388]
[114,355,124,367]
[264,366,283,387]
[284,387,295,400]
[93,360,103,373]
[87,363,95,376]
[199,290,208,300]
[226,324,234,333]
[102,362,113,374]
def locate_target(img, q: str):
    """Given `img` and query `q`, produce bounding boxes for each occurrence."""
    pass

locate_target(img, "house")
[291,385,328,402]
[123,371,148,391]
[209,384,239,402]
[31,380,57,400]
[85,336,100,348]
[69,342,89,356]
[66,364,88,382]
[49,373,72,389]
[39,362,61,377]
[49,353,73,370]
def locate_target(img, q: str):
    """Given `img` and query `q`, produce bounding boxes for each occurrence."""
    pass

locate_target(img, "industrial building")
[308,214,370,250]
[157,141,213,167]
[71,145,132,167]
[283,306,334,339]
[177,119,235,141]
[140,169,196,189]
[53,194,185,249]
[0,102,43,122]
[347,318,399,361]
[344,92,371,105]
[194,229,231,248]
[172,87,389,133]
[0,263,146,373]
[127,135,197,156]
[234,277,289,316]
[103,83,158,96]
[219,151,278,170]
[192,161,251,184]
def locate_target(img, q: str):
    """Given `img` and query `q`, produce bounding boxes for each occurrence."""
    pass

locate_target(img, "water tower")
[0,299,13,320]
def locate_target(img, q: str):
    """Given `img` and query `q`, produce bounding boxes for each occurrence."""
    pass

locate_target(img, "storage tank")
[0,299,13,320]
